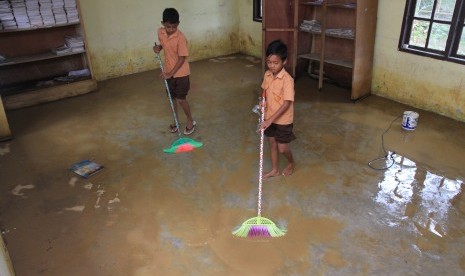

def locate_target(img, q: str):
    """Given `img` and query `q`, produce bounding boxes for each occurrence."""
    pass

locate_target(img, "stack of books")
[25,0,43,27]
[52,34,84,55]
[64,0,77,23]
[65,34,84,52]
[0,0,17,30]
[51,0,66,24]
[39,0,55,26]
[0,0,79,30]
[11,0,31,29]
[326,28,355,39]
[300,20,321,33]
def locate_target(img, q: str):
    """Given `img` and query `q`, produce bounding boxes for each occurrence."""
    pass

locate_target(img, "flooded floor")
[1,55,465,275]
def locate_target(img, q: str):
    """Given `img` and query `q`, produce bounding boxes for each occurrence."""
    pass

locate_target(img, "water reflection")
[375,153,463,237]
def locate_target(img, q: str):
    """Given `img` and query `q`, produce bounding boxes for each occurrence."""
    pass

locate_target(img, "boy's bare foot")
[282,164,294,176]
[263,170,280,179]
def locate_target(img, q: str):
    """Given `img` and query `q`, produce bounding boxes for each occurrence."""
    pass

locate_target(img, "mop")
[155,49,203,154]
[232,95,286,238]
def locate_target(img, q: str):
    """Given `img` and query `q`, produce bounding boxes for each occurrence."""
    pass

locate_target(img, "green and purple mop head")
[232,94,286,238]
[156,49,203,154]
[232,216,286,238]
[163,137,203,154]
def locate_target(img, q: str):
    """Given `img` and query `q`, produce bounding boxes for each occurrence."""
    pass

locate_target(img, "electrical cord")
[368,114,403,170]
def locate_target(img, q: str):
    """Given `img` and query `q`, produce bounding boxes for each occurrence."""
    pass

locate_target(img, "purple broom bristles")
[247,225,272,237]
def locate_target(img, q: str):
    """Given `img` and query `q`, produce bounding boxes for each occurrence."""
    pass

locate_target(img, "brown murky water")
[1,55,465,275]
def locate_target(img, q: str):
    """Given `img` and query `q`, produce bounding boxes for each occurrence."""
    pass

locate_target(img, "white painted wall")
[237,0,262,57]
[372,0,465,121]
[79,0,239,80]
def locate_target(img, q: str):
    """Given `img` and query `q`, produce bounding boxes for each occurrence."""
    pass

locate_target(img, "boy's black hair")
[163,8,179,23]
[266,39,288,61]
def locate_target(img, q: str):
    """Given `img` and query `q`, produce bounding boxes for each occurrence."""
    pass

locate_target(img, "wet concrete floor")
[1,54,465,275]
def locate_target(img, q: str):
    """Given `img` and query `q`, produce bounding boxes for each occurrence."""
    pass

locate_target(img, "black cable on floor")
[368,114,402,170]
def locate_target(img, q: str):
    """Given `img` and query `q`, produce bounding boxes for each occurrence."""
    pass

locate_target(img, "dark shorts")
[167,76,190,100]
[264,123,296,144]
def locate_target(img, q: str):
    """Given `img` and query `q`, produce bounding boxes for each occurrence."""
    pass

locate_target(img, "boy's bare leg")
[263,137,280,179]
[177,98,194,128]
[278,143,295,176]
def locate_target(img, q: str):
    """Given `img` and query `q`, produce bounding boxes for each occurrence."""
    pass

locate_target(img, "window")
[399,0,465,64]
[253,0,262,22]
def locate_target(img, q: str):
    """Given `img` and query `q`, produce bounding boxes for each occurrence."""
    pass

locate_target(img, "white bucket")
[401,111,419,131]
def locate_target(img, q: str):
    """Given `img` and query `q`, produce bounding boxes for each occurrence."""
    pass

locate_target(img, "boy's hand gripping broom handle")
[155,44,181,138]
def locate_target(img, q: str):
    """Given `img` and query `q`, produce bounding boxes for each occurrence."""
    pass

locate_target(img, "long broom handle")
[155,44,182,138]
[257,95,266,217]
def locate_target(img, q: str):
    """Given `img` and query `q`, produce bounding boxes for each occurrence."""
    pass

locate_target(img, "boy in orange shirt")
[153,8,196,135]
[260,40,296,178]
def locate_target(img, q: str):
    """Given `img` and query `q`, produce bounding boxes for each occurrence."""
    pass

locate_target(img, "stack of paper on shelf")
[64,0,77,23]
[326,28,355,39]
[51,44,71,55]
[65,34,84,52]
[51,0,66,24]
[68,68,90,77]
[11,0,31,29]
[26,0,43,27]
[300,20,321,33]
[0,0,17,30]
[0,54,8,63]
[39,0,54,26]
[51,34,84,55]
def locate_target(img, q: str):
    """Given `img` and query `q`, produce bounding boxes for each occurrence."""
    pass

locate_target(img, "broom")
[155,46,203,154]
[232,95,286,238]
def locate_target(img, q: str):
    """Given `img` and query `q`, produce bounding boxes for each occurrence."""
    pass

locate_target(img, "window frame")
[398,0,465,65]
[253,0,262,22]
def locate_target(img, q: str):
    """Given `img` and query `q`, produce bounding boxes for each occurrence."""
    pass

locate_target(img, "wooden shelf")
[0,22,80,34]
[299,53,353,68]
[3,78,97,110]
[0,50,86,67]
[0,0,96,139]
[293,0,377,99]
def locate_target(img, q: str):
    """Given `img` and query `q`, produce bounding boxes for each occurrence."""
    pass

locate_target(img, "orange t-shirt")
[157,27,190,78]
[261,68,294,125]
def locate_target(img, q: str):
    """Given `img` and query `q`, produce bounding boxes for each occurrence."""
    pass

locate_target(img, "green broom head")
[232,216,286,238]
[163,137,203,154]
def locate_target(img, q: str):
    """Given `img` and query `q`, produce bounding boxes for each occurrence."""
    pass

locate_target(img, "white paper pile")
[64,0,77,23]
[65,34,84,51]
[11,0,31,29]
[39,0,54,26]
[26,0,43,27]
[0,0,17,30]
[51,44,71,55]
[300,20,321,33]
[0,54,7,63]
[51,0,66,24]
[326,28,355,39]
[68,68,90,77]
